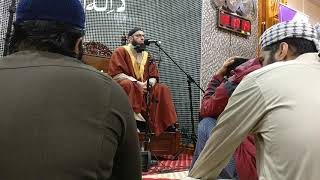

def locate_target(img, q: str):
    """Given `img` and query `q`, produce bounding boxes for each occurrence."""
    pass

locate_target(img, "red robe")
[108,46,177,135]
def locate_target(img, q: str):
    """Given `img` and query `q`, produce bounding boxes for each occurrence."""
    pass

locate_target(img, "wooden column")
[258,0,288,37]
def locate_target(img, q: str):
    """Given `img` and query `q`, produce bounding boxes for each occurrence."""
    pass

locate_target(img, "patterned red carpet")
[143,179,174,180]
[142,153,192,180]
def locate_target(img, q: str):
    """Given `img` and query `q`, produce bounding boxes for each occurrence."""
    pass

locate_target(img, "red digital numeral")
[231,17,241,29]
[220,13,231,26]
[242,20,251,32]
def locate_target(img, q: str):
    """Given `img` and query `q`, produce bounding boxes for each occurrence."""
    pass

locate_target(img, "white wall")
[287,0,320,24]
[200,0,259,89]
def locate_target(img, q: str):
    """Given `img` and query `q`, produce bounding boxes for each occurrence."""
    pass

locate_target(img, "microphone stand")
[154,42,205,148]
[144,61,152,151]
[3,0,16,56]
[157,44,162,68]
[141,51,154,172]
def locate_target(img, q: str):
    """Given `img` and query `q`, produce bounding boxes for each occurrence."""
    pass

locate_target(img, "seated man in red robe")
[108,27,177,135]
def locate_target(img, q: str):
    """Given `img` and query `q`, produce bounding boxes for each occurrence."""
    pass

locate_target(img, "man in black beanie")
[0,0,141,179]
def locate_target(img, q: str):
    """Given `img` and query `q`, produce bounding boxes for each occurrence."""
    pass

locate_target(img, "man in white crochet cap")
[183,21,320,180]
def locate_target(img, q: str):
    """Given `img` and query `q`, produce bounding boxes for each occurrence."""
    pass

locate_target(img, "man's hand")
[215,57,238,76]
[137,81,147,90]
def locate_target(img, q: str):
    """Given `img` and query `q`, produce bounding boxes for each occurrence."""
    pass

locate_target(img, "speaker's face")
[131,31,145,46]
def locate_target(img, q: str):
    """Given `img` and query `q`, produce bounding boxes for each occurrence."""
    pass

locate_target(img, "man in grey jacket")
[0,0,141,179]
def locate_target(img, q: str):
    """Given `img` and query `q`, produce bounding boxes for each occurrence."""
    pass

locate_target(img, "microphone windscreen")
[144,39,151,45]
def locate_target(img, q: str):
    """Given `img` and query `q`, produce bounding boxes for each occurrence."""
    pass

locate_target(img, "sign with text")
[84,0,125,13]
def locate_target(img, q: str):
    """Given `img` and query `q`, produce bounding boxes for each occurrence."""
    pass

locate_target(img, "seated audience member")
[108,27,177,135]
[185,21,320,180]
[192,57,261,180]
[0,0,141,179]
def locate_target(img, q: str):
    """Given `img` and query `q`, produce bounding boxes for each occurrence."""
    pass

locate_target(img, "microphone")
[144,39,161,46]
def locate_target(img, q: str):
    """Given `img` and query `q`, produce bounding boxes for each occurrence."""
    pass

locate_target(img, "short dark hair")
[262,38,317,57]
[9,20,85,58]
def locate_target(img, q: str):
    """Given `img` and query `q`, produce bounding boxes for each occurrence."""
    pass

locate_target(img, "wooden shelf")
[82,54,111,73]
[138,131,180,157]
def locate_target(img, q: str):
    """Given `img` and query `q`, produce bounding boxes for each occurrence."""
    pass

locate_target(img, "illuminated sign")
[218,8,251,36]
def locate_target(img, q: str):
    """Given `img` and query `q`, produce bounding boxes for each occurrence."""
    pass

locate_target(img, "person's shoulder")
[111,46,127,57]
[247,53,320,80]
[46,53,116,85]
[114,46,126,52]
[76,63,115,82]
[234,62,291,91]
[245,61,294,80]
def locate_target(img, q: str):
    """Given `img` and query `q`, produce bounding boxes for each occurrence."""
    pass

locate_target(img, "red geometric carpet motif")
[142,153,192,176]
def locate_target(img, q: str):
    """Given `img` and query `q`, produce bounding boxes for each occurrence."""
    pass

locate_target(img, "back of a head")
[10,0,86,57]
[260,21,320,57]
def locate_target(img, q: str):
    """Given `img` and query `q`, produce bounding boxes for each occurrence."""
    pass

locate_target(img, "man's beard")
[264,57,276,66]
[77,41,84,61]
[132,40,146,53]
[262,51,277,66]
